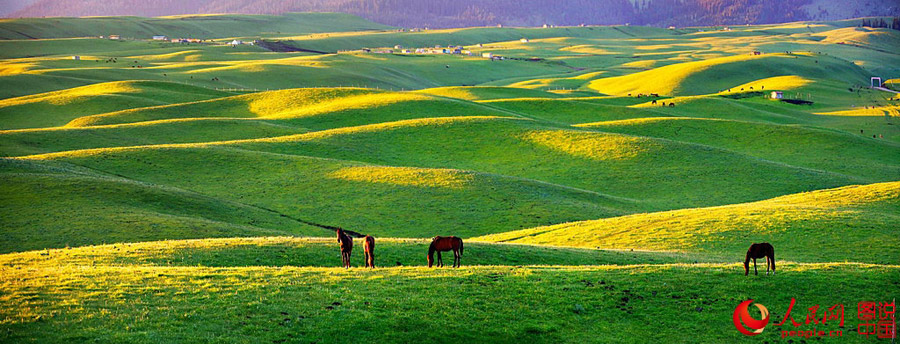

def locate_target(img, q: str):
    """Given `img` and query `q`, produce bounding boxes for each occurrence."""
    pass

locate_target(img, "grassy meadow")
[1,13,898,343]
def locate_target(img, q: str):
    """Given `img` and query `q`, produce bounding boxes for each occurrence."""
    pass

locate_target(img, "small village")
[340,43,504,60]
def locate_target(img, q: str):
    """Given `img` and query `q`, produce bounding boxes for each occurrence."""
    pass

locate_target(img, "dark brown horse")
[427,236,464,268]
[363,235,375,268]
[744,243,775,276]
[337,228,353,268]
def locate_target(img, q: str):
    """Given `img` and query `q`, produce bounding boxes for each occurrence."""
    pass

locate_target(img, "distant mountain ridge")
[6,0,900,28]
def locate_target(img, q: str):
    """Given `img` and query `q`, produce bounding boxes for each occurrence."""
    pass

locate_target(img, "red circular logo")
[734,299,770,336]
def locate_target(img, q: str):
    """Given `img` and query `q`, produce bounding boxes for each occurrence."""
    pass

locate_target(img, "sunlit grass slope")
[414,86,563,101]
[22,116,862,213]
[63,87,508,129]
[0,16,898,344]
[275,25,674,53]
[0,13,391,40]
[578,117,900,182]
[10,142,638,241]
[233,117,863,208]
[506,71,607,91]
[588,53,868,96]
[477,182,900,264]
[815,26,900,49]
[0,52,573,99]
[480,97,663,124]
[0,118,306,157]
[1,255,895,343]
[0,158,327,253]
[0,80,231,129]
[3,237,705,268]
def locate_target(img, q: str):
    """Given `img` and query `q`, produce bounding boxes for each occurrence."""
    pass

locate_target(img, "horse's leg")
[437,251,443,267]
[753,258,758,275]
[454,249,460,268]
[765,256,770,275]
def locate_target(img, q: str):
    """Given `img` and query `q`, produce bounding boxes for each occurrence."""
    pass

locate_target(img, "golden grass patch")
[328,166,475,189]
[520,130,658,161]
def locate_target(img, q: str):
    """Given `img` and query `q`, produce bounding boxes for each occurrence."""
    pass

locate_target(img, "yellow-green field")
[1,13,898,343]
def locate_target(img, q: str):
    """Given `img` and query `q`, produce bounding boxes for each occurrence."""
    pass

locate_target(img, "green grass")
[479,97,664,124]
[1,255,895,343]
[1,15,899,343]
[579,117,900,182]
[414,86,564,101]
[0,52,573,99]
[1,237,706,268]
[61,88,508,129]
[0,13,392,40]
[588,53,869,96]
[227,117,862,208]
[0,80,233,130]
[6,142,637,242]
[270,25,676,53]
[0,158,327,253]
[477,181,900,264]
[0,118,306,157]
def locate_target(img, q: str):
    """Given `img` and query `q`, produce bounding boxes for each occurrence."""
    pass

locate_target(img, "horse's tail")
[770,247,775,273]
[458,238,464,256]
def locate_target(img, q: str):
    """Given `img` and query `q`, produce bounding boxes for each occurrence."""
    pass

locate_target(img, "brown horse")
[363,235,375,268]
[427,236,464,268]
[337,228,353,268]
[744,243,775,276]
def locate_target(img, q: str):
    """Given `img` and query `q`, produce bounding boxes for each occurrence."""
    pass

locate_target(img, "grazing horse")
[337,228,353,268]
[427,236,464,268]
[744,243,775,276]
[363,235,375,268]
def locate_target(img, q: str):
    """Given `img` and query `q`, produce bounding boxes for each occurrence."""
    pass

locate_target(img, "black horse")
[744,243,775,276]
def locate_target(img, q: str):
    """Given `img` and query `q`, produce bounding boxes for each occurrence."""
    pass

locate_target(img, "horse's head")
[336,228,344,242]
[426,241,435,267]
[744,250,751,276]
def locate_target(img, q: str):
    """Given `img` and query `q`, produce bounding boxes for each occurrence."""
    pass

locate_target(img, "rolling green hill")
[0,13,392,40]
[0,50,574,99]
[3,145,637,248]
[578,117,900,182]
[1,253,895,343]
[0,80,233,129]
[588,53,869,96]
[1,15,899,344]
[61,88,506,128]
[0,158,327,253]
[15,116,866,213]
[272,25,675,53]
[476,181,900,264]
